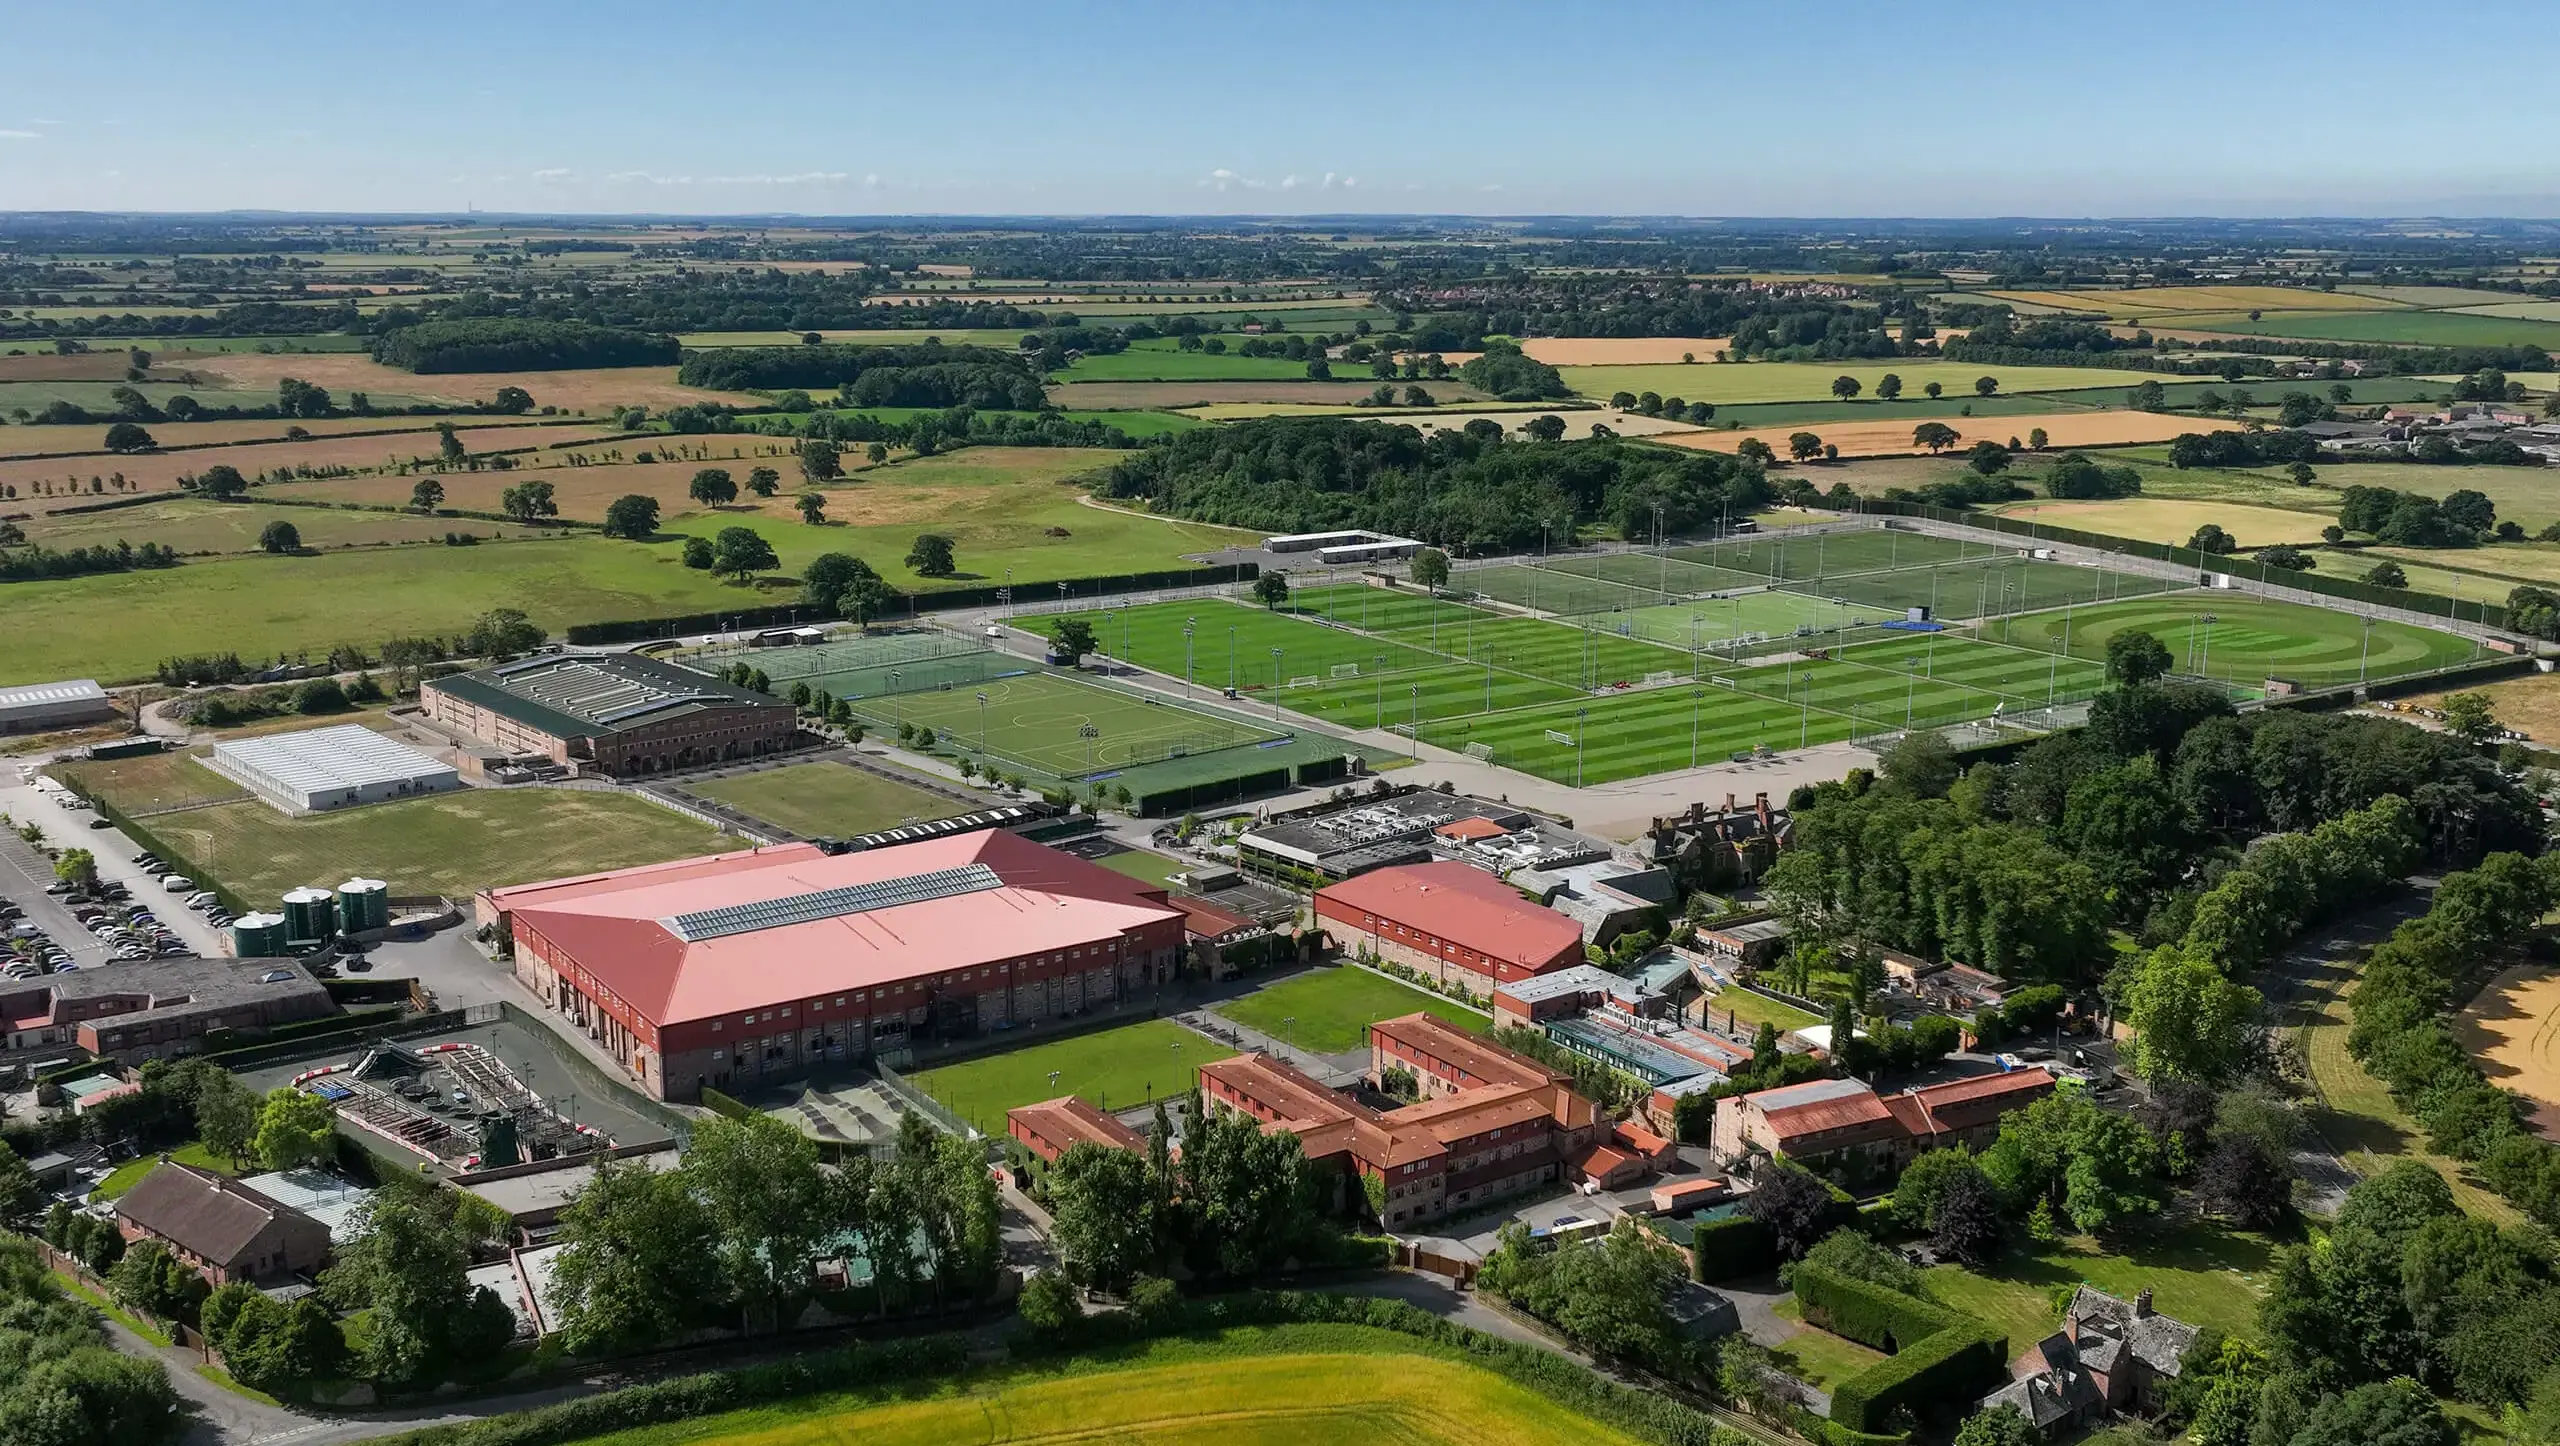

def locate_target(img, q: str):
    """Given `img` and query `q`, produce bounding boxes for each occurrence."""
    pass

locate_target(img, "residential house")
[1977,1286,2199,1437]
[112,1161,333,1285]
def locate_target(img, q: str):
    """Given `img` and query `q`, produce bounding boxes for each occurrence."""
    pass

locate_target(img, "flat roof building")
[2,956,337,1064]
[1237,787,1611,888]
[1315,861,1584,999]
[423,652,796,778]
[205,723,460,814]
[489,832,1189,1102]
[0,679,115,735]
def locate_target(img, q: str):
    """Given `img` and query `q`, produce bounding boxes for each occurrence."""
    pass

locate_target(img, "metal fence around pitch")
[677,629,989,684]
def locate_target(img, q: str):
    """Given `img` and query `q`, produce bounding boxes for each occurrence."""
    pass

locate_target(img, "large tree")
[688,468,739,507]
[601,493,660,540]
[711,526,780,584]
[547,1156,722,1354]
[682,1113,839,1333]
[2105,630,2174,687]
[252,1088,336,1171]
[905,533,957,578]
[1047,1142,1160,1290]
[2120,944,2263,1083]
[322,1179,510,1386]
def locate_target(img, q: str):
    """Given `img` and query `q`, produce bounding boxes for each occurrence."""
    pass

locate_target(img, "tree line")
[1095,416,1769,553]
[0,537,180,583]
[371,319,680,374]
[677,342,1048,410]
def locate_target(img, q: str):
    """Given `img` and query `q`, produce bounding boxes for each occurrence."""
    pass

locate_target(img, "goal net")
[1463,742,1496,762]
[1330,663,1361,679]
[1544,729,1577,747]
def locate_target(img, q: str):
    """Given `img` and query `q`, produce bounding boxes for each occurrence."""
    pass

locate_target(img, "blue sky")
[3,0,2556,217]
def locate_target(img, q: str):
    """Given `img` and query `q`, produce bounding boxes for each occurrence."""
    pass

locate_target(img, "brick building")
[422,652,795,777]
[1195,1013,1603,1228]
[113,1161,333,1285]
[484,832,1188,1102]
[1314,863,1583,997]
[1005,1095,1147,1187]
[1712,1068,2056,1175]
[1,958,336,1064]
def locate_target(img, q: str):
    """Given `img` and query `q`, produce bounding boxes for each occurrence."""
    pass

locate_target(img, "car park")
[159,875,192,892]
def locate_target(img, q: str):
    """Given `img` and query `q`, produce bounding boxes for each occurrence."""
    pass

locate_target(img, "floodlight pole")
[1575,706,1588,788]
[976,691,988,753]
[1410,685,1420,759]
[1182,621,1196,695]
[889,669,902,729]
[2359,616,2374,685]
[1691,687,1703,769]
[1228,626,1236,688]
[1270,648,1284,719]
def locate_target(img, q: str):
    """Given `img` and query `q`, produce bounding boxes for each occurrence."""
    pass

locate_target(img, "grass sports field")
[911,1017,1232,1134]
[1285,583,1490,633]
[558,1326,1643,1446]
[682,761,958,838]
[1045,600,1444,689]
[847,671,1284,780]
[1601,594,1887,649]
[1992,594,2479,688]
[1419,680,1846,784]
[1277,662,1580,732]
[1378,615,1692,690]
[133,788,727,905]
[1213,965,1491,1053]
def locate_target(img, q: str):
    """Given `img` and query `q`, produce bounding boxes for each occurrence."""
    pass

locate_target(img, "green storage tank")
[231,912,289,958]
[280,886,337,944]
[337,878,390,934]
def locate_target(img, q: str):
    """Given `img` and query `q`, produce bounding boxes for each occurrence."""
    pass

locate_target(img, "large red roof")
[509,831,1184,1026]
[1317,862,1582,971]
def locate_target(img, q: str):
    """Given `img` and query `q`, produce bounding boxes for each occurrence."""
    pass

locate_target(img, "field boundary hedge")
[1790,1263,2007,1435]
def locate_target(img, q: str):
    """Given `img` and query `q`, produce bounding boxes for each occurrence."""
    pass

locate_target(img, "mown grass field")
[2162,309,2560,348]
[911,1018,1233,1134]
[683,761,958,838]
[1419,681,1848,784]
[1919,1221,2276,1355]
[1701,986,1821,1033]
[556,1325,1644,1446]
[1381,615,1693,690]
[1214,965,1491,1053]
[1555,360,2165,406]
[138,788,729,906]
[848,672,1283,781]
[1285,583,1491,633]
[1991,593,2479,688]
[1043,599,1445,690]
[1054,341,1319,382]
[1275,662,1580,732]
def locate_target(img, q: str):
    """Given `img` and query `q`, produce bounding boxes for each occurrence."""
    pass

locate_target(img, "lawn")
[1919,1221,2279,1354]
[846,672,1283,782]
[94,1142,235,1201]
[1276,661,1581,731]
[1040,599,1446,690]
[1701,987,1821,1034]
[1286,583,1492,633]
[1214,965,1490,1054]
[140,788,729,906]
[910,1017,1234,1134]
[553,1324,1642,1446]
[56,1272,171,1349]
[20,497,555,553]
[1991,593,2481,689]
[1093,848,1187,887]
[1554,361,2166,407]
[1768,1322,1887,1393]
[55,748,257,813]
[684,761,958,838]
[1610,594,1889,650]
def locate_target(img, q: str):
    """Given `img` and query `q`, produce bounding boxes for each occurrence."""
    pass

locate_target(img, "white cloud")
[531,167,574,182]
[0,130,38,140]
[1279,174,1301,190]
[863,172,882,188]
[26,118,62,127]
[703,171,846,185]
[1479,183,1504,192]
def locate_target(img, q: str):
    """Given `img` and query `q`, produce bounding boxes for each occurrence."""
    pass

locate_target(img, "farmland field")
[549,1326,1642,1446]
[1048,379,1492,409]
[1555,360,2166,406]
[1983,285,2389,314]
[1052,343,1316,382]
[1519,337,1731,365]
[1214,965,1490,1053]
[845,671,1285,781]
[1992,593,2479,687]
[3,421,619,503]
[137,787,729,906]
[911,1017,1233,1134]
[187,351,761,412]
[682,761,960,838]
[2156,310,2560,349]
[1648,408,2237,459]
[18,497,557,552]
[1985,498,2331,547]
[0,415,584,457]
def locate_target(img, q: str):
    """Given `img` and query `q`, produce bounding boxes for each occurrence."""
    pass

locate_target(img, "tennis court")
[845,670,1285,779]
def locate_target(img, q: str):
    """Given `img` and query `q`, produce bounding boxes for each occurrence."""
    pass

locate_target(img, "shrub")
[1792,1263,2007,1434]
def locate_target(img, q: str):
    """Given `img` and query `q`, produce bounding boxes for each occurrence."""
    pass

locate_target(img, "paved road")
[0,774,234,959]
[2259,880,2441,1216]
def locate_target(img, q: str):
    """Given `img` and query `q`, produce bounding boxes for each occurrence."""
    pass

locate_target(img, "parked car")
[159,875,191,892]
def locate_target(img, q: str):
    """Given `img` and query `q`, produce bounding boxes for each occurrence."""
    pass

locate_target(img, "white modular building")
[204,723,460,814]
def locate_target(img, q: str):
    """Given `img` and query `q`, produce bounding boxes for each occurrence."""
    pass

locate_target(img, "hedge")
[699,1087,756,1122]
[52,778,250,917]
[1690,1214,1777,1283]
[199,1008,466,1070]
[561,563,1260,645]
[1791,1264,2007,1435]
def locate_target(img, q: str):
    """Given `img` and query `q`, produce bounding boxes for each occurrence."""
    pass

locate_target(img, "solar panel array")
[504,659,722,726]
[663,863,1005,942]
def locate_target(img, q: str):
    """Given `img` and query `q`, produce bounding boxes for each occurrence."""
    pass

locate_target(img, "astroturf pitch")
[1987,593,2481,688]
[846,671,1282,778]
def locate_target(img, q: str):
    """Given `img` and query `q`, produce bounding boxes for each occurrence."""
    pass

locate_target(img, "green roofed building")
[423,652,796,778]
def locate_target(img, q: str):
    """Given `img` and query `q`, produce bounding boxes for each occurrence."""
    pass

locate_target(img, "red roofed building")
[1315,863,1583,998]
[1713,1068,2058,1178]
[1006,1095,1147,1185]
[1198,1014,1605,1228]
[1881,1068,2055,1153]
[488,832,1188,1102]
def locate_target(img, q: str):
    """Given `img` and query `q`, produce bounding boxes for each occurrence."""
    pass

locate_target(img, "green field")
[1673,527,1979,580]
[1420,682,1848,784]
[1382,615,1693,690]
[0,449,1255,686]
[1093,848,1187,886]
[1275,662,1581,732]
[1920,1221,2275,1350]
[1055,342,1320,382]
[1992,593,2480,688]
[1214,965,1492,1053]
[1790,556,2178,619]
[20,497,554,553]
[1605,593,1888,649]
[133,788,729,906]
[1457,562,1665,616]
[847,670,1284,781]
[2164,309,2560,349]
[549,1325,1641,1446]
[1702,986,1822,1034]
[1047,599,1445,690]
[1555,361,2165,406]
[683,761,959,838]
[911,1017,1233,1134]
[95,1143,235,1201]
[1538,550,1775,597]
[1285,583,1492,633]
[1834,632,2109,705]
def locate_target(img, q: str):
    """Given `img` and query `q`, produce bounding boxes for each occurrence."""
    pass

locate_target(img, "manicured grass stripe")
[685,761,955,838]
[1285,584,1492,633]
[1043,599,1444,690]
[846,672,1281,780]
[1990,594,2479,688]
[1277,663,1580,731]
[1381,616,1693,690]
[1420,684,1849,784]
[1834,635,2110,704]
[1456,563,1663,616]
[1672,528,1981,580]
[1214,966,1490,1054]
[1537,551,1771,597]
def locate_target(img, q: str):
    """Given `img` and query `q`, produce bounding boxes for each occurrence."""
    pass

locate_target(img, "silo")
[337,878,390,934]
[280,886,337,944]
[230,912,289,958]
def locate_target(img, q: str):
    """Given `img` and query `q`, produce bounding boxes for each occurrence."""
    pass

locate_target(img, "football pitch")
[845,670,1284,779]
[1988,594,2481,688]
[1382,615,1695,689]
[1042,599,1443,690]
[1285,582,1490,633]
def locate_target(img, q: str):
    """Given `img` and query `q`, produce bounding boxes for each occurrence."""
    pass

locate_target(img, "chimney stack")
[2134,1288,2154,1319]
[1724,792,1737,814]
